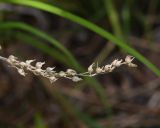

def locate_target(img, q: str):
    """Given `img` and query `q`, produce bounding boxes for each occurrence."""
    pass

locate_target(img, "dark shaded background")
[0,0,160,127]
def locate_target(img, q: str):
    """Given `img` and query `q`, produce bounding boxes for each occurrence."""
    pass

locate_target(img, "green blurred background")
[0,0,160,128]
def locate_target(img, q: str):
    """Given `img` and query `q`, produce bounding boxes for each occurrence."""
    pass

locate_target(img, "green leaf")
[0,22,113,123]
[34,113,47,128]
[0,21,109,96]
[0,0,159,76]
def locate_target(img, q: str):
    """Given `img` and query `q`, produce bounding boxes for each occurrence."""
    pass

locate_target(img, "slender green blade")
[0,21,109,93]
[0,22,113,123]
[0,0,159,76]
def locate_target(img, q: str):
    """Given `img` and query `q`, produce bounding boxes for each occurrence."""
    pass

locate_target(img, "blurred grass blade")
[0,0,159,76]
[0,21,79,69]
[95,0,123,64]
[122,0,132,37]
[41,78,103,128]
[104,0,123,38]
[1,31,104,128]
[0,22,113,122]
[34,113,47,128]
[0,20,106,86]
[15,32,103,128]
[16,32,71,66]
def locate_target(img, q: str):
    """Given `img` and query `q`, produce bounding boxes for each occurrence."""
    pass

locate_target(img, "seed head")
[88,63,95,74]
[0,53,137,84]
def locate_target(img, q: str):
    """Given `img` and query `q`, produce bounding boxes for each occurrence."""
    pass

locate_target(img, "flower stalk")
[0,45,137,83]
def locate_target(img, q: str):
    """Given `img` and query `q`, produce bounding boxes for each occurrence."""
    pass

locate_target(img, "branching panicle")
[0,45,137,83]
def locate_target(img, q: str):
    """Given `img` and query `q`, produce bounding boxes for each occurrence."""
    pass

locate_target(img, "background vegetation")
[0,0,160,127]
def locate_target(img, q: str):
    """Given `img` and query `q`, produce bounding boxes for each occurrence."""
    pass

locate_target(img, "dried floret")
[59,71,66,77]
[17,68,26,76]
[96,67,103,73]
[26,59,35,65]
[112,59,122,67]
[49,76,57,83]
[72,76,82,82]
[66,69,77,75]
[88,63,95,74]
[125,55,137,67]
[36,62,45,69]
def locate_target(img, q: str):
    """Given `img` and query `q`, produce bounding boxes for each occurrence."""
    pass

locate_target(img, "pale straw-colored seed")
[59,71,66,77]
[112,59,122,67]
[17,68,26,76]
[26,59,35,65]
[88,63,95,74]
[96,67,103,73]
[49,76,57,83]
[36,62,45,69]
[72,76,82,82]
[125,55,134,63]
[128,63,137,67]
[66,69,77,75]
[19,62,26,67]
[8,55,17,62]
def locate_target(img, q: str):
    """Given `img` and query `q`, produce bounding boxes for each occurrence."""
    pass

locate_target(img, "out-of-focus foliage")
[0,0,160,128]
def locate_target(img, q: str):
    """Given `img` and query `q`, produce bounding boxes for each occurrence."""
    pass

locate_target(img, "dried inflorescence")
[0,46,137,83]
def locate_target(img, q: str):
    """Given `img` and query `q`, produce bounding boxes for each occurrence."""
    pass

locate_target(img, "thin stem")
[0,54,137,82]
